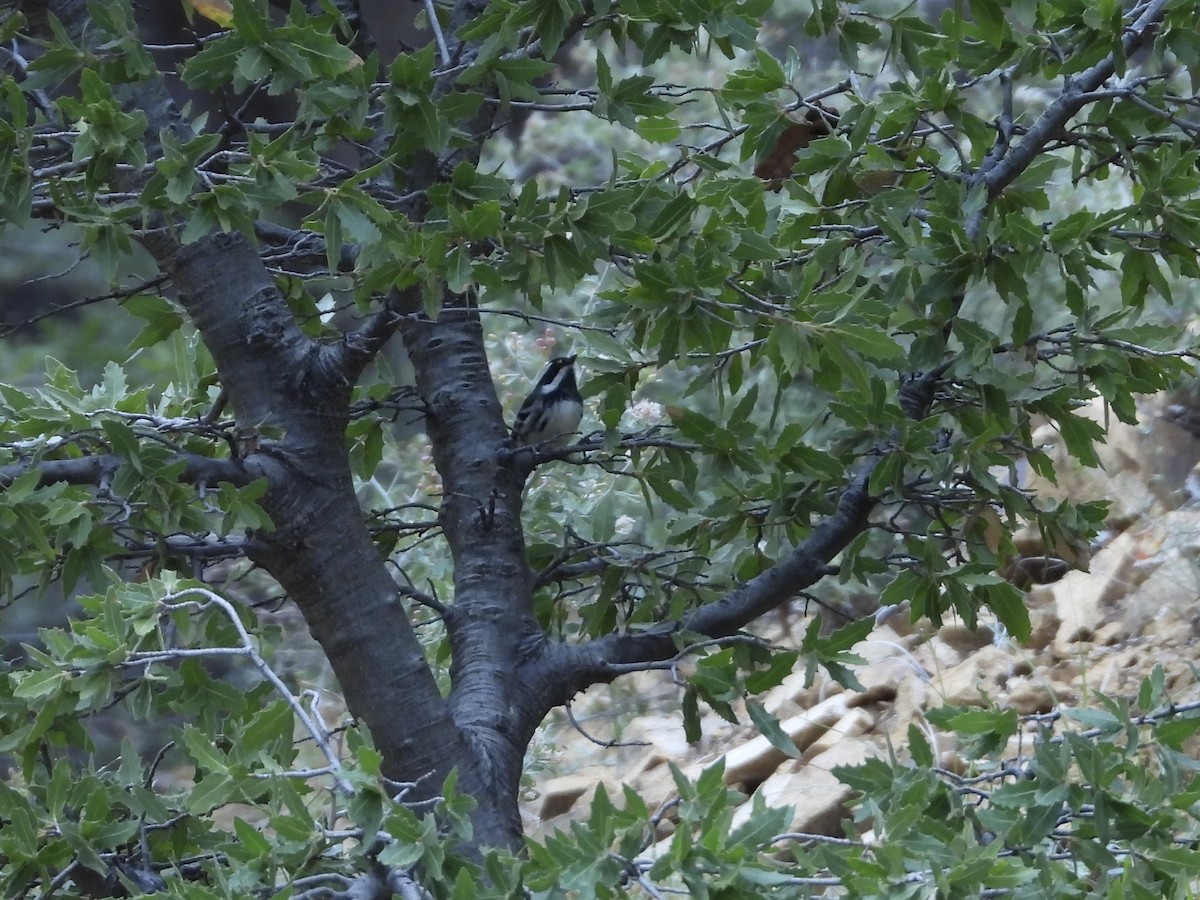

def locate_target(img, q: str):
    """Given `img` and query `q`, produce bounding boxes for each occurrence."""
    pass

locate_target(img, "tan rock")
[624,714,695,760]
[937,751,969,776]
[1027,399,1160,522]
[1091,621,1129,646]
[854,655,926,695]
[882,677,933,747]
[1142,395,1200,506]
[716,694,851,789]
[850,624,913,665]
[932,645,1015,707]
[626,749,708,817]
[1004,677,1057,715]
[765,620,917,722]
[923,636,966,671]
[653,817,675,842]
[1097,658,1127,695]
[763,669,845,717]
[519,400,1200,842]
[1025,607,1060,651]
[878,607,917,637]
[622,747,668,786]
[936,624,996,661]
[537,770,618,822]
[1142,611,1191,642]
[1124,541,1200,637]
[728,739,878,839]
[1029,529,1139,656]
[1167,663,1195,691]
[800,709,876,762]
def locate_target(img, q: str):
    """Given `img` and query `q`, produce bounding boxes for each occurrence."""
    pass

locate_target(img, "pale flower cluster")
[624,398,665,428]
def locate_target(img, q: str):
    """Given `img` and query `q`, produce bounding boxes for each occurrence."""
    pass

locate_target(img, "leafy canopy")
[1,0,1199,895]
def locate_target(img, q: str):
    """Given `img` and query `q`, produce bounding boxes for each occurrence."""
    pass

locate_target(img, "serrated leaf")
[187,774,236,813]
[745,650,799,694]
[635,115,680,143]
[1052,410,1104,467]
[836,323,905,361]
[232,816,272,856]
[982,582,1031,643]
[181,725,230,774]
[745,699,801,759]
[908,723,933,767]
[13,668,66,700]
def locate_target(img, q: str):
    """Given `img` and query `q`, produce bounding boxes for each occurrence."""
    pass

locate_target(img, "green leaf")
[446,244,473,294]
[727,789,792,850]
[745,650,800,694]
[12,668,66,700]
[124,295,185,350]
[868,451,903,498]
[238,700,294,758]
[926,704,1018,756]
[969,0,1007,45]
[1052,409,1105,467]
[635,115,681,143]
[908,723,933,767]
[835,324,905,361]
[187,774,237,813]
[232,816,273,857]
[182,725,230,775]
[981,582,1031,643]
[745,699,801,759]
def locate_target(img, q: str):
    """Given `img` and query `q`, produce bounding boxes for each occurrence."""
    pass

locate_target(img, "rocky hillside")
[525,392,1200,851]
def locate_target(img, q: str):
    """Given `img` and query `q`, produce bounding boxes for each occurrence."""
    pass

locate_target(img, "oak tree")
[1,0,1199,895]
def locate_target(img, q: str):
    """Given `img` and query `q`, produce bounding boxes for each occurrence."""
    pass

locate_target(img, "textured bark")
[149,232,474,801]
[401,306,545,848]
[12,8,468,795]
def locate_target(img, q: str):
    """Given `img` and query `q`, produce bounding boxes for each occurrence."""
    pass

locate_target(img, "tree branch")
[546,0,1175,688]
[966,0,1170,238]
[555,469,875,680]
[0,452,259,489]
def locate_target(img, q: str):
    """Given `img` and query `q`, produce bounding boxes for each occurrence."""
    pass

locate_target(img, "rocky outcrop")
[526,393,1200,842]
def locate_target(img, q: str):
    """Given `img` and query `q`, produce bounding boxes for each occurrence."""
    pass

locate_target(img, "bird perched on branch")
[511,355,583,449]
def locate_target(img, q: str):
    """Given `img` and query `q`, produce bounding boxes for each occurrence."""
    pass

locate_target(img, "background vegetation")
[3,0,1200,895]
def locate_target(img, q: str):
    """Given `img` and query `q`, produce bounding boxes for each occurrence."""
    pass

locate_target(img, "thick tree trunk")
[149,233,483,807]
[401,306,547,848]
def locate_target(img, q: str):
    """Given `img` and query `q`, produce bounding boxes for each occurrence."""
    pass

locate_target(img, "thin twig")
[144,588,354,795]
[422,0,451,66]
[563,698,650,749]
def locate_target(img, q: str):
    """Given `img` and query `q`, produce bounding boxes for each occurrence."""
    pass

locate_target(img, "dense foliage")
[2,0,1200,895]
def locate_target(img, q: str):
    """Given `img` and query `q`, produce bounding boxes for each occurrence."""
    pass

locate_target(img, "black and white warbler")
[511,355,583,449]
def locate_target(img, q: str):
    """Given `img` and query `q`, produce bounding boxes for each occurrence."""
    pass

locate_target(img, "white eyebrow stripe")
[541,366,570,392]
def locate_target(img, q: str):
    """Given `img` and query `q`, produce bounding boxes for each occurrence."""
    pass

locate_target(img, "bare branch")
[563,698,649,749]
[0,452,257,489]
[423,0,452,65]
[0,275,172,338]
[133,587,355,795]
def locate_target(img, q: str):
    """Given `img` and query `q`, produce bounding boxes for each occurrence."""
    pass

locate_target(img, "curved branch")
[967,0,1170,236]
[0,452,259,489]
[560,468,875,678]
